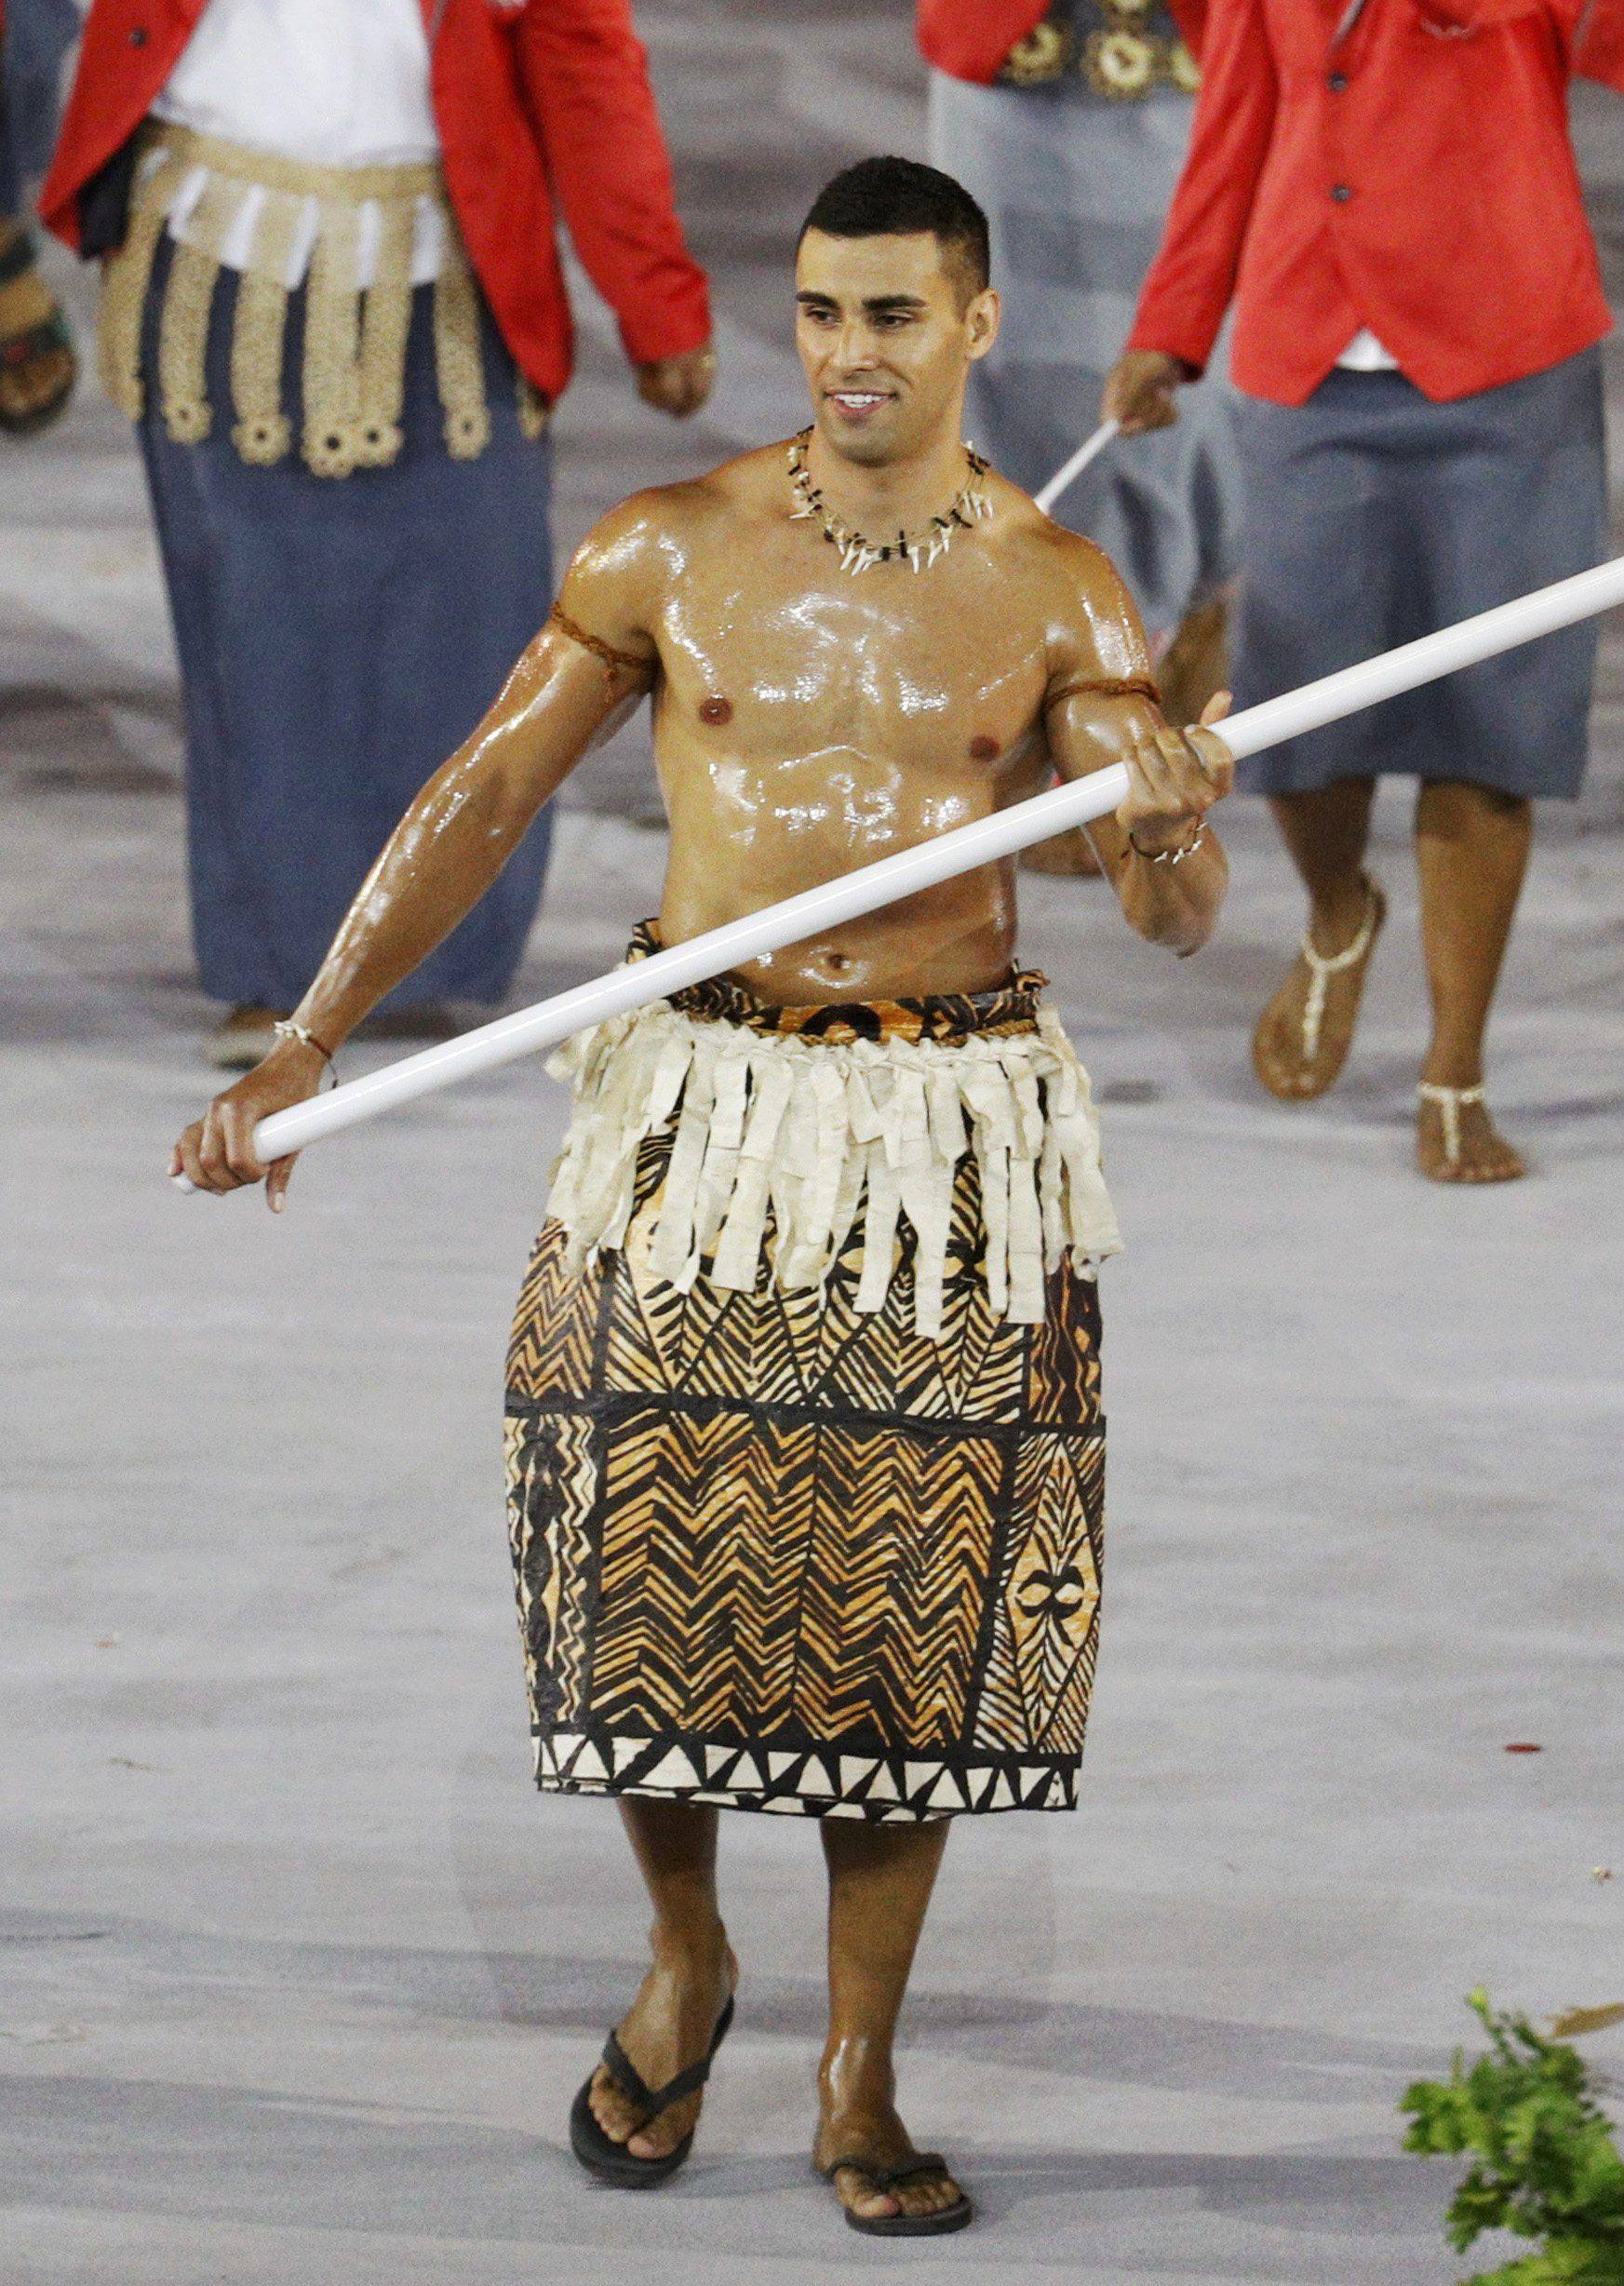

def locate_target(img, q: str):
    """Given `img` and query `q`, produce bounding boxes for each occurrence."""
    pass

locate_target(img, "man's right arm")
[171,497,666,1199]
[286,504,664,1059]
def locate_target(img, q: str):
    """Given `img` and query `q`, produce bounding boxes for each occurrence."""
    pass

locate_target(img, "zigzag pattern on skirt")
[506,1119,1107,1822]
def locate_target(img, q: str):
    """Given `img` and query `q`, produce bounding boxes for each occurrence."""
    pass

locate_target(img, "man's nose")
[832,319,879,370]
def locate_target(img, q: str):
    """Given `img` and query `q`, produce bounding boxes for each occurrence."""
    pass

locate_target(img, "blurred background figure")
[919,0,1237,749]
[1107,0,1623,1184]
[0,0,79,435]
[38,0,714,1069]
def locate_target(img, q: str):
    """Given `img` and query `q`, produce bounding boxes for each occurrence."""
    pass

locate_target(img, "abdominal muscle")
[654,731,1040,1005]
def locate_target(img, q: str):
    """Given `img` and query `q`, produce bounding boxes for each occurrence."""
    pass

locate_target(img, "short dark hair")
[799,156,991,303]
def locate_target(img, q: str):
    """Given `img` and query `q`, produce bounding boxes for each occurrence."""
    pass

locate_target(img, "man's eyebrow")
[793,290,930,314]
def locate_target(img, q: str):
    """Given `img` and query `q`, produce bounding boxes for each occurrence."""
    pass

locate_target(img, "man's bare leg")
[586,1799,737,2158]
[814,1818,966,2225]
[1253,777,1384,1098]
[1414,779,1530,1183]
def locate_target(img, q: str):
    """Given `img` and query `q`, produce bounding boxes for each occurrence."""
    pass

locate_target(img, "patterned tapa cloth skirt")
[1233,353,1607,800]
[928,11,1239,639]
[504,928,1123,1822]
[123,230,554,1013]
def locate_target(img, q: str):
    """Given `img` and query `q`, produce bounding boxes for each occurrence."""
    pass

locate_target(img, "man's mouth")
[826,389,893,415]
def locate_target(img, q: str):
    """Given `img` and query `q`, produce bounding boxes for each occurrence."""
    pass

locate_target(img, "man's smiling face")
[794,228,998,468]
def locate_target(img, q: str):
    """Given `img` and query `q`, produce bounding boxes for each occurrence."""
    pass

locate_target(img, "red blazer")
[918,0,1210,80]
[1127,0,1623,406]
[39,0,711,403]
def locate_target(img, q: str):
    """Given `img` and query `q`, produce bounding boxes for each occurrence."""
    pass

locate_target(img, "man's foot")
[0,222,76,436]
[586,1929,737,2160]
[814,2104,970,2229]
[1416,1082,1525,1184]
[1253,876,1386,1101]
[206,1005,291,1070]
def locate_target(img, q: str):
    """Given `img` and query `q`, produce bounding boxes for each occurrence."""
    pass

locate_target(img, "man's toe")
[901,2173,957,2217]
[588,2069,635,2145]
[626,2091,700,2158]
[837,2167,898,2220]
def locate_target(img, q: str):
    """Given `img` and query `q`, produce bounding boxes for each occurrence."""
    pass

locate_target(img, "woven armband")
[1044,673,1161,713]
[547,604,651,683]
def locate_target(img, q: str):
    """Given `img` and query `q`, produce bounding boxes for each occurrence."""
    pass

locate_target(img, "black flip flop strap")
[599,2031,659,2116]
[828,2150,950,2191]
[599,1993,734,2124]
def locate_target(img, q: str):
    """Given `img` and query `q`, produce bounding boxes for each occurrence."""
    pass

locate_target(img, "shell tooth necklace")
[786,426,991,575]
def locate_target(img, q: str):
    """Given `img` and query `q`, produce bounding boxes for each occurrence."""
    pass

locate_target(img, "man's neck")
[803,422,973,535]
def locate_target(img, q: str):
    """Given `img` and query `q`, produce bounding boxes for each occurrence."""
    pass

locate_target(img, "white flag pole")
[1034,418,1120,517]
[172,552,1624,1181]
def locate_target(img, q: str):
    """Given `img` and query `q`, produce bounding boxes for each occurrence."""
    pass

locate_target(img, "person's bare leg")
[586,1799,736,2158]
[814,1818,965,2225]
[1253,777,1385,1098]
[1414,778,1531,1183]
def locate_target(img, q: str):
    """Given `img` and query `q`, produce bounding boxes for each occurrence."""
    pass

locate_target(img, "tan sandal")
[1416,1082,1526,1185]
[1253,876,1386,1101]
[0,228,76,437]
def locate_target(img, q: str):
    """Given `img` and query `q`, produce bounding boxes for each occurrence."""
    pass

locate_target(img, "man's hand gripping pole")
[172,552,1624,1186]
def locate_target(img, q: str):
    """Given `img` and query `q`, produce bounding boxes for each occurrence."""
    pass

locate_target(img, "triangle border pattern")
[532,1721,1079,1822]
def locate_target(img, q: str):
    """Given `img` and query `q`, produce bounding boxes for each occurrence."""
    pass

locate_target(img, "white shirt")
[154,0,439,167]
[151,0,445,285]
[1336,327,1401,372]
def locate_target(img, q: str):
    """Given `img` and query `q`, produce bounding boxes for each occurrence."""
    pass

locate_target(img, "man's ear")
[965,287,1001,363]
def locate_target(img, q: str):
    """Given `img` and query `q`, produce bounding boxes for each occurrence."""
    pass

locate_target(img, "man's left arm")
[1041,542,1233,957]
[1049,687,1234,956]
[512,0,715,411]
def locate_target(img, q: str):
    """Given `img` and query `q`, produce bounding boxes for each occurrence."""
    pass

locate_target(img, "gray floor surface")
[4,8,1624,2280]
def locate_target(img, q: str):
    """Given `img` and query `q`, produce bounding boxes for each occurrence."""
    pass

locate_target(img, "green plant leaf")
[1406,1996,1624,2279]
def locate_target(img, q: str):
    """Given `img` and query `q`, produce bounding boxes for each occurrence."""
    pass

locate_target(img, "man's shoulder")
[982,472,1138,616]
[979,469,1151,676]
[985,471,1126,585]
[586,443,792,554]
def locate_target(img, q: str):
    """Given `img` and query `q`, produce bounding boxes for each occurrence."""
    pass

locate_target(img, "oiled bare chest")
[654,563,1049,773]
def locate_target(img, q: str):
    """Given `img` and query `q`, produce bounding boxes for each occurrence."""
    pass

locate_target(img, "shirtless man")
[173,157,1232,2239]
